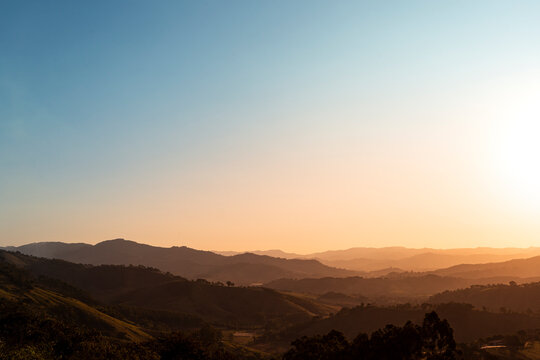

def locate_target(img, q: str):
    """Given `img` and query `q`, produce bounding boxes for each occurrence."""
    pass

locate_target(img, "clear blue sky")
[1,1,540,251]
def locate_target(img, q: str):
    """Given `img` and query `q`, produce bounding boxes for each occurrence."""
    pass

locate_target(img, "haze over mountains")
[265,256,540,303]
[219,246,540,272]
[5,239,540,307]
[5,240,540,358]
[5,239,540,287]
[2,239,358,285]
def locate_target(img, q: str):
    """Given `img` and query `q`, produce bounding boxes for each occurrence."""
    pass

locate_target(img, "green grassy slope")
[0,260,151,342]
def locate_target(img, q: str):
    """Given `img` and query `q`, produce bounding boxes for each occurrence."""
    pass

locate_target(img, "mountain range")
[428,255,540,279]
[219,246,540,272]
[5,241,540,357]
[265,256,540,302]
[6,240,540,292]
[2,239,357,285]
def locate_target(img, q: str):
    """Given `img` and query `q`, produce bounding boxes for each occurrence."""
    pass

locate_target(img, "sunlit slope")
[24,287,149,342]
[0,260,150,342]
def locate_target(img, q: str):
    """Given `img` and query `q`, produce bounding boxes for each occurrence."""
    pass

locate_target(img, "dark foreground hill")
[0,249,333,327]
[4,239,358,285]
[0,260,270,359]
[0,256,151,342]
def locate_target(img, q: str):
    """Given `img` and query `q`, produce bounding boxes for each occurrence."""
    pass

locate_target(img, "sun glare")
[491,105,540,212]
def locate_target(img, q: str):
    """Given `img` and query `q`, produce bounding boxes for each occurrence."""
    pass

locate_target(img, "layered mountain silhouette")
[0,249,333,327]
[3,239,358,285]
[220,246,540,272]
[6,240,540,300]
[5,245,540,357]
[428,255,540,279]
[264,256,540,301]
[264,274,478,301]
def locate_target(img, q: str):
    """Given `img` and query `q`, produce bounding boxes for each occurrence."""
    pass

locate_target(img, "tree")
[421,311,457,360]
[283,329,350,360]
[283,312,459,360]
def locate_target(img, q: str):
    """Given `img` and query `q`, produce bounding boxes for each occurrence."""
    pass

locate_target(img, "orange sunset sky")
[1,1,540,252]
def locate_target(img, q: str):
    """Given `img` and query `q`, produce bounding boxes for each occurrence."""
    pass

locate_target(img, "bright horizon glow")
[490,104,540,213]
[1,1,540,252]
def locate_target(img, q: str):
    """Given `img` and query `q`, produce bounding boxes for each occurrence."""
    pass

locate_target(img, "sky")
[1,0,540,252]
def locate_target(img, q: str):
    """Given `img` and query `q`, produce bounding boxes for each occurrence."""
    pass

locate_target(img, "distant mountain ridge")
[429,255,540,279]
[262,255,540,304]
[3,239,358,285]
[218,246,540,272]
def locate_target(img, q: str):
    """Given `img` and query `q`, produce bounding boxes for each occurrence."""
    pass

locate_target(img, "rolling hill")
[430,281,540,313]
[264,254,540,302]
[430,256,540,279]
[4,239,358,285]
[271,303,540,344]
[0,255,151,342]
[264,274,478,301]
[0,249,334,327]
[0,253,275,359]
[8,241,540,277]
